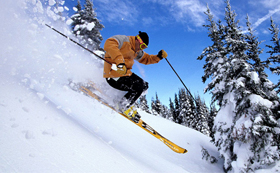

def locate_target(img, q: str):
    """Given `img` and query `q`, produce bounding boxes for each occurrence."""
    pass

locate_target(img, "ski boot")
[123,106,141,123]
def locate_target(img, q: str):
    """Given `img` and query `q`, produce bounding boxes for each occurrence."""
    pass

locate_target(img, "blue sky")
[64,0,280,106]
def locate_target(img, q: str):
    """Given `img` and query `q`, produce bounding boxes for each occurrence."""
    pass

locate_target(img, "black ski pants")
[106,73,148,108]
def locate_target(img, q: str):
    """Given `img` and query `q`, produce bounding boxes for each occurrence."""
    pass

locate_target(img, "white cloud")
[174,0,207,26]
[259,0,280,9]
[91,0,223,29]
[247,0,280,29]
[253,8,280,29]
[90,0,278,31]
[142,17,154,26]
[153,0,223,27]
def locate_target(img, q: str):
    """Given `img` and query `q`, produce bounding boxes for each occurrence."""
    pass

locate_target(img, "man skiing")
[103,31,167,121]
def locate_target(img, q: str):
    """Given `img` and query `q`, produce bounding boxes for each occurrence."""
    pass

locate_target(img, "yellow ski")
[79,86,187,154]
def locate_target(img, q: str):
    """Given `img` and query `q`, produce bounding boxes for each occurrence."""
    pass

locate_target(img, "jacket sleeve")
[104,37,125,65]
[137,52,161,65]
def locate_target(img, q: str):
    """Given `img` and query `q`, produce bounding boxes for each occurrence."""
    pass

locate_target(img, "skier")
[103,31,167,120]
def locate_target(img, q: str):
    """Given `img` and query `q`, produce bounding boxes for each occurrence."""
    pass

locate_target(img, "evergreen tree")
[266,18,280,94]
[151,93,162,116]
[199,1,280,172]
[178,88,194,126]
[150,97,157,115]
[155,93,163,115]
[246,15,267,79]
[71,0,83,33]
[209,104,217,139]
[174,93,181,124]
[169,98,176,122]
[75,0,82,12]
[198,4,228,106]
[161,105,170,119]
[195,95,210,136]
[186,92,197,129]
[71,0,104,50]
[138,95,150,113]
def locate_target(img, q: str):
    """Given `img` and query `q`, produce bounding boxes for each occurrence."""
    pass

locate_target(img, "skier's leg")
[106,73,148,109]
[122,73,148,107]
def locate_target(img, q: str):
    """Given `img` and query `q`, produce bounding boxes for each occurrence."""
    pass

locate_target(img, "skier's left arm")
[136,50,168,65]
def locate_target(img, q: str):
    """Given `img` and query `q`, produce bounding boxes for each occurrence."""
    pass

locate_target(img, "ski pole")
[165,58,195,101]
[45,24,112,65]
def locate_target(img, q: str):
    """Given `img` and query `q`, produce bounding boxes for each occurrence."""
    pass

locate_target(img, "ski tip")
[164,141,188,154]
[175,148,188,154]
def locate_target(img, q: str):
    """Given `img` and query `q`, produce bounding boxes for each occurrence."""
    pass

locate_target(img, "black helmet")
[138,31,149,46]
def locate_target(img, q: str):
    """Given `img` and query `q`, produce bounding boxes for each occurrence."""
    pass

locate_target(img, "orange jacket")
[103,35,161,78]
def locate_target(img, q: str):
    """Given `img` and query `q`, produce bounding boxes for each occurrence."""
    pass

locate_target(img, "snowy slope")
[0,73,224,172]
[0,0,224,172]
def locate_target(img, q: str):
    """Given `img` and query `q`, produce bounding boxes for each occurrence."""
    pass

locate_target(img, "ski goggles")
[136,35,148,50]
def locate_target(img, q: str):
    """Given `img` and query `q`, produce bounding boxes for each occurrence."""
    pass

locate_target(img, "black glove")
[157,50,168,59]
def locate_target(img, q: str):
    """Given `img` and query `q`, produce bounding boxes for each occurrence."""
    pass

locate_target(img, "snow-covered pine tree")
[174,93,181,124]
[266,18,280,94]
[74,0,82,12]
[169,98,176,122]
[178,88,194,126]
[150,97,156,115]
[194,95,210,136]
[240,15,280,172]
[178,89,186,124]
[73,0,82,13]
[71,0,83,34]
[209,104,217,139]
[198,4,228,105]
[161,105,170,119]
[186,91,198,129]
[138,95,150,114]
[199,2,246,171]
[199,1,280,172]
[71,0,104,50]
[246,15,267,79]
[151,93,163,116]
